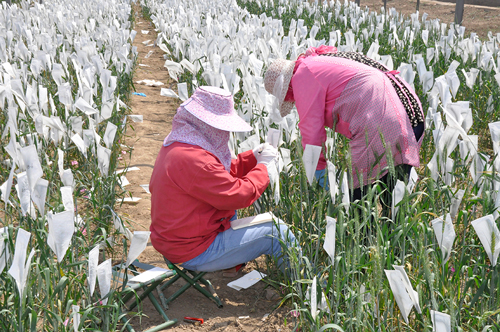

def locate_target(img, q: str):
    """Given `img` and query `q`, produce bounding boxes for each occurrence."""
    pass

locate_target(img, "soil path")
[361,0,500,39]
[117,1,499,331]
[116,4,290,332]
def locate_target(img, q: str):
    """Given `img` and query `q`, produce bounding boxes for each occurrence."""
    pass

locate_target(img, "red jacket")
[150,142,270,263]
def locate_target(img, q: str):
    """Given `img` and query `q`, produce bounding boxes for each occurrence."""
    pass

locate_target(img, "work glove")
[254,143,278,166]
[252,143,268,159]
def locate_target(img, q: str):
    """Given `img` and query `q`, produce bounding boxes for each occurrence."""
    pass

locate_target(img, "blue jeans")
[181,221,297,272]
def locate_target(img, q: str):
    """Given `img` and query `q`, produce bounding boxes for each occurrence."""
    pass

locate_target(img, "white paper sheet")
[88,245,99,296]
[32,178,48,216]
[432,214,455,264]
[125,231,151,267]
[128,115,143,123]
[323,216,336,262]
[71,134,86,158]
[139,184,150,194]
[97,145,111,177]
[97,259,112,305]
[8,228,35,300]
[0,227,11,275]
[227,270,267,291]
[407,167,418,193]
[0,163,16,209]
[115,166,140,174]
[392,180,406,218]
[266,128,281,148]
[160,88,179,98]
[47,210,75,262]
[231,212,275,230]
[121,197,142,204]
[450,189,465,219]
[471,215,500,266]
[20,145,43,191]
[72,305,80,332]
[385,269,416,324]
[302,145,322,185]
[16,172,32,217]
[327,161,338,204]
[311,276,318,320]
[119,176,130,187]
[178,82,188,101]
[129,267,171,283]
[103,122,117,149]
[61,169,75,188]
[74,97,98,115]
[430,310,451,332]
[60,186,74,212]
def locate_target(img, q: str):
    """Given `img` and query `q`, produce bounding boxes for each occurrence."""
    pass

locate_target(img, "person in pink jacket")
[264,45,424,206]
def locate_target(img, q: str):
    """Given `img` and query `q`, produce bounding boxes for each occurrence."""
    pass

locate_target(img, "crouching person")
[149,86,297,274]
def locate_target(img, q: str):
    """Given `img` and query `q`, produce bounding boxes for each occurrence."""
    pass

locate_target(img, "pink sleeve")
[292,64,328,170]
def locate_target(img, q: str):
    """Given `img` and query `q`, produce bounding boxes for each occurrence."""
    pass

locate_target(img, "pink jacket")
[291,55,423,188]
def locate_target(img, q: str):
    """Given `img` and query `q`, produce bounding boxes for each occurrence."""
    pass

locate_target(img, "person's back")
[150,142,233,263]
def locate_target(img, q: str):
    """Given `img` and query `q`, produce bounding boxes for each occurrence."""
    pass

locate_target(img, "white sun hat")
[181,86,252,132]
[264,58,296,117]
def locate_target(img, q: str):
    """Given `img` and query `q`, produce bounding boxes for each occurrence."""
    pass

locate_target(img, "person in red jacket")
[150,86,297,273]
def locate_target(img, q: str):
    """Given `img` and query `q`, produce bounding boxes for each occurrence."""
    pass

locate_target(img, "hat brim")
[182,99,253,132]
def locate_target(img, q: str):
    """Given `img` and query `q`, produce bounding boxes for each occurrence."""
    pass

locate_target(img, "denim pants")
[180,221,297,272]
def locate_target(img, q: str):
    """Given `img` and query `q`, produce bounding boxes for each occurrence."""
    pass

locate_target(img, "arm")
[292,63,328,170]
[187,154,269,211]
[230,149,258,178]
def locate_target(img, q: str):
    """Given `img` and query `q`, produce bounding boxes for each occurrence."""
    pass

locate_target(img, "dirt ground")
[361,0,500,39]
[115,1,500,331]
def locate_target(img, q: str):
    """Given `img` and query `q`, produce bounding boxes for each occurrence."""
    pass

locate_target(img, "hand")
[252,143,268,159]
[255,144,277,166]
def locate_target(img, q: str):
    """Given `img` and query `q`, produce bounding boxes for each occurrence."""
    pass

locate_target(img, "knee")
[275,223,297,247]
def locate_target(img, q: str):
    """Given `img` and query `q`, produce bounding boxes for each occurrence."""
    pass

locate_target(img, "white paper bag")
[97,259,112,305]
[32,178,48,216]
[431,214,456,263]
[125,231,151,267]
[323,216,336,262]
[302,145,322,185]
[103,122,117,149]
[471,215,500,266]
[47,210,75,263]
[8,228,35,300]
[88,246,99,296]
[20,145,43,191]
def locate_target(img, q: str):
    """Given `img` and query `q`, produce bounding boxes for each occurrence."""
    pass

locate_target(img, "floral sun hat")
[264,58,296,117]
[181,86,252,132]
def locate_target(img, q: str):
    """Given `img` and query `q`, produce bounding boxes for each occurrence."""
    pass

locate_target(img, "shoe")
[222,263,246,278]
